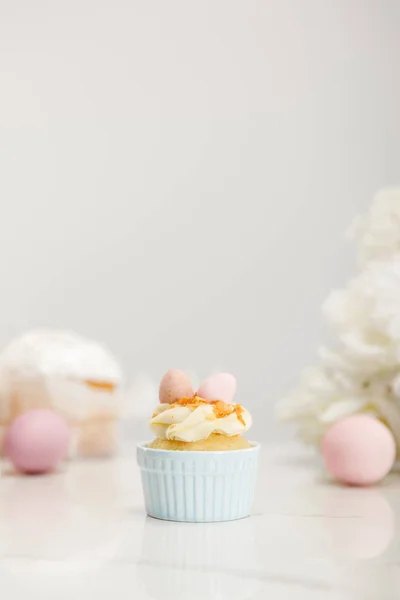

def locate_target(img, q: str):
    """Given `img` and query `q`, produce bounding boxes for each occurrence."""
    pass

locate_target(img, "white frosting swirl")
[150,401,252,442]
[0,329,122,384]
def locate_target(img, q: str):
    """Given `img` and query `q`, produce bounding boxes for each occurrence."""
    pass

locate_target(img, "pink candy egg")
[197,373,237,403]
[321,415,396,486]
[5,409,70,474]
[159,369,194,404]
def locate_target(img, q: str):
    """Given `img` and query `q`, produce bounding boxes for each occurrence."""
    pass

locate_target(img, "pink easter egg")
[197,373,237,403]
[321,415,396,486]
[159,369,194,404]
[5,409,70,474]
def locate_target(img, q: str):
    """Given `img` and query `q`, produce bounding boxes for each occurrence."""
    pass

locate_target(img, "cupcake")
[137,369,259,522]
[0,329,123,458]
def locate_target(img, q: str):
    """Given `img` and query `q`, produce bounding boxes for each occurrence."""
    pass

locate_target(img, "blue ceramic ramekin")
[137,442,260,522]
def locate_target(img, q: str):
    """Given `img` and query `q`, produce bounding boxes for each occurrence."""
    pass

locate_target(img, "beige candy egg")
[159,369,194,404]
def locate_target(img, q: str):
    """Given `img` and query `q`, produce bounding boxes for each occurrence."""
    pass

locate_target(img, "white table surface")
[0,443,399,600]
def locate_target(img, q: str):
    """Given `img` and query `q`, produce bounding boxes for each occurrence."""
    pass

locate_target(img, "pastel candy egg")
[159,369,194,404]
[321,415,396,486]
[197,373,237,403]
[5,409,70,474]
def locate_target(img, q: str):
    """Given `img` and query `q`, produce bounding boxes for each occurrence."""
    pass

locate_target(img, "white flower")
[324,257,400,367]
[278,361,379,445]
[349,188,400,264]
[278,189,400,448]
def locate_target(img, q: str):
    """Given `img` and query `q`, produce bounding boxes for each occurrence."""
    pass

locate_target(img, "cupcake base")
[74,417,118,457]
[148,433,251,451]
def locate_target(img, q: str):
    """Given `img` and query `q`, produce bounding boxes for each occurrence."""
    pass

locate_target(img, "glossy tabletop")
[0,443,399,599]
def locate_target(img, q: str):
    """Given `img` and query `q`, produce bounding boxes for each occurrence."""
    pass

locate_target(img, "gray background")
[0,1,399,440]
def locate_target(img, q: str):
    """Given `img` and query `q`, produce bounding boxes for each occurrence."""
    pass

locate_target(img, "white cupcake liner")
[137,442,260,522]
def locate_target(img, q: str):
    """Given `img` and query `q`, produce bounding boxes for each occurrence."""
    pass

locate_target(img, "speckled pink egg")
[321,415,396,486]
[5,409,70,474]
[159,369,194,404]
[197,373,237,403]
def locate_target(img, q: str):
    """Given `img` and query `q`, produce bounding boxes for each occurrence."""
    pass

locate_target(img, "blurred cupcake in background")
[0,329,123,458]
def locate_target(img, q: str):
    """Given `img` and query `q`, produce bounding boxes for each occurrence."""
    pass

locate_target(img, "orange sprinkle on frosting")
[166,395,246,426]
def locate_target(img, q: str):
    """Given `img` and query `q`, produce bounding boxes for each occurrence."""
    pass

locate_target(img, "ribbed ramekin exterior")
[137,442,260,522]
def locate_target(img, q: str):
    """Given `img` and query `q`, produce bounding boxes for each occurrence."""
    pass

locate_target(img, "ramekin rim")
[136,440,260,456]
